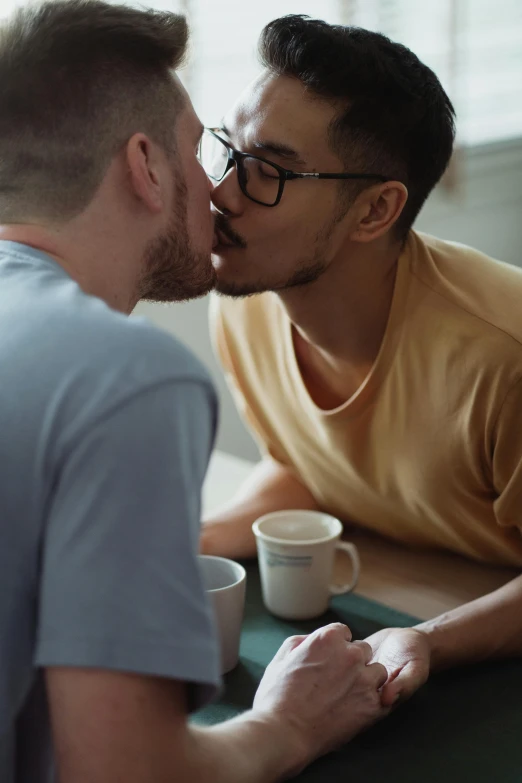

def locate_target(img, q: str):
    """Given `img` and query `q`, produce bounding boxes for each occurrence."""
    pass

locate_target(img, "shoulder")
[17,274,216,425]
[54,292,211,387]
[409,231,522,349]
[0,246,218,460]
[48,299,219,460]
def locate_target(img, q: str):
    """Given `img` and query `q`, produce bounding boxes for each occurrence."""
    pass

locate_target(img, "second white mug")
[198,555,246,674]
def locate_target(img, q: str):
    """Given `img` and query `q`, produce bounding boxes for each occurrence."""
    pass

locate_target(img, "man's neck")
[0,223,140,314]
[278,237,402,367]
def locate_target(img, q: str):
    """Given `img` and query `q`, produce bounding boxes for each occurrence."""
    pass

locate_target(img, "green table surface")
[194,562,522,782]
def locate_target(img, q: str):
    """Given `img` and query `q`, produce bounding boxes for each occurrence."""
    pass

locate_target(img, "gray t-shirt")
[0,241,221,783]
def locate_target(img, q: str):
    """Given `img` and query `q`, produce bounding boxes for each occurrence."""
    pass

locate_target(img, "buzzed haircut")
[0,0,189,223]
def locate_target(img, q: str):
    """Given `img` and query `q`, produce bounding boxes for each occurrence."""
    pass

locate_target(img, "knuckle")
[325,623,350,641]
[286,634,302,646]
[322,626,341,641]
[368,662,388,684]
[281,634,304,654]
[375,662,388,678]
[357,641,372,658]
[310,626,338,647]
[346,644,365,664]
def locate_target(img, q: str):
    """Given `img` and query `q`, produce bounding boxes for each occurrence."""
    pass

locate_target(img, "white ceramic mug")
[252,510,360,620]
[198,555,246,674]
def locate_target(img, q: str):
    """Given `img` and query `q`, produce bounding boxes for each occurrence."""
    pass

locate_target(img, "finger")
[380,680,401,708]
[380,663,426,707]
[317,623,353,643]
[366,661,389,690]
[300,623,353,654]
[350,640,373,664]
[272,634,308,663]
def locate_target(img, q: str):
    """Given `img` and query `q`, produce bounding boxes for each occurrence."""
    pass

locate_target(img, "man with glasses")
[203,16,522,708]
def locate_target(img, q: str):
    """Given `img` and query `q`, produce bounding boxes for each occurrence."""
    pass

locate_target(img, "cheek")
[248,203,329,250]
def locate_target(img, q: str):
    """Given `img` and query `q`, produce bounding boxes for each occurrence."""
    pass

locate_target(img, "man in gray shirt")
[0,2,389,781]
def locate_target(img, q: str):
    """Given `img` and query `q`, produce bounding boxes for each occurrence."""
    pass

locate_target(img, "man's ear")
[125,132,166,215]
[349,181,409,243]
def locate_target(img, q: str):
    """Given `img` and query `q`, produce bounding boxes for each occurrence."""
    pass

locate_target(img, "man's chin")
[141,282,216,304]
[140,265,217,303]
[213,274,272,299]
[214,260,326,298]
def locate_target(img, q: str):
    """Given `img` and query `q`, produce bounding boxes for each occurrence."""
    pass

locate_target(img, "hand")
[251,623,389,773]
[365,627,431,707]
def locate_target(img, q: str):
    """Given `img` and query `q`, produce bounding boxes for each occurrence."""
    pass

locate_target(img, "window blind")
[1,0,521,147]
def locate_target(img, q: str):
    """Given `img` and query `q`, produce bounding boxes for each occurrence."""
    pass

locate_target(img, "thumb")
[380,662,426,707]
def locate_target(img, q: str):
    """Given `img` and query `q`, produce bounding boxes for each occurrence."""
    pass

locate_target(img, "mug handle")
[329,541,360,596]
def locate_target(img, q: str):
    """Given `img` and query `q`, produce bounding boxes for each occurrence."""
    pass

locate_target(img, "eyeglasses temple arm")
[286,172,388,182]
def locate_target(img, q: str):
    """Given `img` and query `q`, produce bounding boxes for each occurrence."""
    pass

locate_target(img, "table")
[195,560,522,782]
[203,451,519,621]
[201,453,522,781]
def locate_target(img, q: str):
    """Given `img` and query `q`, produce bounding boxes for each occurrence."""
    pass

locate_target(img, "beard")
[214,255,327,299]
[138,173,216,304]
[213,207,349,299]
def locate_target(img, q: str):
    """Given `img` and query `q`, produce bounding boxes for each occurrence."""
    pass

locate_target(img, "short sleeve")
[208,295,288,465]
[36,379,221,711]
[493,376,522,529]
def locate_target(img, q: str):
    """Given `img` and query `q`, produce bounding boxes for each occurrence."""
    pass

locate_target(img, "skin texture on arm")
[416,571,522,670]
[201,457,319,559]
[366,573,522,707]
[46,624,389,783]
[46,670,295,783]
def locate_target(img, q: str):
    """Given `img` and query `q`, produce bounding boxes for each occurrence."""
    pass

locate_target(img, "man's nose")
[210,166,244,217]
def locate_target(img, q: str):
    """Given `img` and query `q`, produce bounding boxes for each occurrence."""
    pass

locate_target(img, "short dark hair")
[0,0,189,223]
[259,15,456,238]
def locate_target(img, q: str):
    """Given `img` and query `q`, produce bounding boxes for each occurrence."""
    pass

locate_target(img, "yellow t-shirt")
[210,231,522,567]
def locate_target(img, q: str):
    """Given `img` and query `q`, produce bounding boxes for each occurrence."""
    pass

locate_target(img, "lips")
[214,228,237,248]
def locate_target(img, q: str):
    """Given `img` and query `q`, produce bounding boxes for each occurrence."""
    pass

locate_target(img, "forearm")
[416,573,522,671]
[201,458,318,559]
[185,711,303,783]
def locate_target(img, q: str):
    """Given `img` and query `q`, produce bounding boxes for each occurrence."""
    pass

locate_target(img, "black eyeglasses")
[198,127,389,207]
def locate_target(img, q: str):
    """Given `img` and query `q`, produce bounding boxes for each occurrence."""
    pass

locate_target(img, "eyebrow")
[220,122,307,166]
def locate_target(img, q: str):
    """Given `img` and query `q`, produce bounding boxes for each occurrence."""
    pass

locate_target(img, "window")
[343,0,522,147]
[1,0,521,147]
[185,0,522,148]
